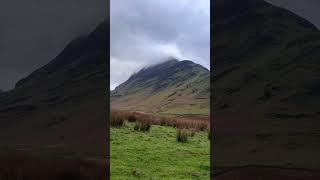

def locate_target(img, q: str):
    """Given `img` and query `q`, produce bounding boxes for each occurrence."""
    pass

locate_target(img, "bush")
[134,115,152,132]
[177,129,189,142]
[110,111,125,127]
[208,127,211,140]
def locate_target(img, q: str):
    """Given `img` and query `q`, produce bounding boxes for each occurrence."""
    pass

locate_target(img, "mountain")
[213,0,320,171]
[111,58,210,116]
[0,21,108,157]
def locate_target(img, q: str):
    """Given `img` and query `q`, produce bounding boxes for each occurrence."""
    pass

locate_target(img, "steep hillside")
[213,0,320,171]
[0,21,108,157]
[111,59,210,116]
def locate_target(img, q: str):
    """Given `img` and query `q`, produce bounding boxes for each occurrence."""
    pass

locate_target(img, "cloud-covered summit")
[110,0,210,90]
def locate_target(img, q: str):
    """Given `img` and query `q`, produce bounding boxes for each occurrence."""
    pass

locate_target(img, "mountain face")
[213,0,320,170]
[111,59,210,116]
[0,21,108,156]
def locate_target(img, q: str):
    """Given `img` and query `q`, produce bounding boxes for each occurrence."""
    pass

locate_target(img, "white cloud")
[110,0,210,90]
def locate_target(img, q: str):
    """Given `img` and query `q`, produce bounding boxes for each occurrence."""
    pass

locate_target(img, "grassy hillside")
[213,0,320,172]
[111,122,210,179]
[111,59,210,116]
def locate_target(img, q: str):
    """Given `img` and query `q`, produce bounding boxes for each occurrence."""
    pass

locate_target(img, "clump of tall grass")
[134,115,152,132]
[127,114,137,122]
[176,129,189,142]
[174,119,208,131]
[110,110,125,127]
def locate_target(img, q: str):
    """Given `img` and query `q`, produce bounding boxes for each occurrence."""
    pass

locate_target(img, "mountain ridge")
[111,59,210,116]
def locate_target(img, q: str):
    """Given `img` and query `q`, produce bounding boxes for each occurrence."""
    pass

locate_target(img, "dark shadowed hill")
[213,0,320,173]
[0,21,108,158]
[111,58,210,116]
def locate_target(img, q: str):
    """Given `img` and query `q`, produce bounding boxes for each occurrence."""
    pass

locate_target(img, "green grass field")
[110,122,210,180]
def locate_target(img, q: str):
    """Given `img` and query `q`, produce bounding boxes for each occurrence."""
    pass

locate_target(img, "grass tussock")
[110,110,125,127]
[177,129,189,142]
[0,152,107,180]
[174,119,208,131]
[127,114,137,122]
[134,115,152,132]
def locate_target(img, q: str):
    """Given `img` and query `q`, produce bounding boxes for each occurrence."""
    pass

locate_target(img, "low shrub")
[177,129,189,142]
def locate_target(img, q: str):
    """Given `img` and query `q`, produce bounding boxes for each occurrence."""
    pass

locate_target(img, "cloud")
[110,0,210,90]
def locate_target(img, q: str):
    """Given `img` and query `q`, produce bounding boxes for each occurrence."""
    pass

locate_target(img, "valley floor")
[110,122,210,179]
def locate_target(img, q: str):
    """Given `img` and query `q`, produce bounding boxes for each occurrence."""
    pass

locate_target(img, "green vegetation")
[110,122,210,179]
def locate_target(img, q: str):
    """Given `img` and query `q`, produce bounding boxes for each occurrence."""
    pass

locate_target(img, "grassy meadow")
[110,111,210,179]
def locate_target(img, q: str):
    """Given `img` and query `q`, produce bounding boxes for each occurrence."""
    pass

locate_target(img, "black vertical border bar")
[210,0,214,179]
[106,0,111,178]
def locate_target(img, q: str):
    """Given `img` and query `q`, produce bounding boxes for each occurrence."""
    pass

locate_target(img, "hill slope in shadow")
[0,21,108,158]
[213,0,320,172]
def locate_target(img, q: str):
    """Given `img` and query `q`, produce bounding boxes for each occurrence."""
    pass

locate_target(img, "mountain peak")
[111,59,210,115]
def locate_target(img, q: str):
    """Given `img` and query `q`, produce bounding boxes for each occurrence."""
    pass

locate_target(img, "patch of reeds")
[110,110,210,133]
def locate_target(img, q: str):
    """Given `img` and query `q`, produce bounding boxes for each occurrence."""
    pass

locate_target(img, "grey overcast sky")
[0,0,106,91]
[1,0,320,91]
[110,0,210,90]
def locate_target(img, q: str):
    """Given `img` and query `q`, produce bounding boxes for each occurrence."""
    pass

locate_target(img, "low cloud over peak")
[110,0,210,90]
